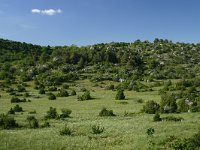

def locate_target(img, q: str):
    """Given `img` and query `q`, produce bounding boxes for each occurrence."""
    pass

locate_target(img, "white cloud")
[31,9,62,16]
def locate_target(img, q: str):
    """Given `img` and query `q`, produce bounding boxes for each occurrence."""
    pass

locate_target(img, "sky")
[0,0,200,46]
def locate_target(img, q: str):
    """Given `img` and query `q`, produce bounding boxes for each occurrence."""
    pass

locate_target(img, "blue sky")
[0,0,200,46]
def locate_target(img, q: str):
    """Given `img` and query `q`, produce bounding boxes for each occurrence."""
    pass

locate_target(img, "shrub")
[39,88,45,94]
[146,128,155,137]
[48,86,57,91]
[10,97,21,103]
[115,90,125,100]
[160,94,177,113]
[92,125,104,134]
[137,98,144,103]
[10,97,26,103]
[57,89,69,97]
[17,85,26,92]
[13,104,23,112]
[105,84,115,90]
[71,90,76,96]
[60,125,72,136]
[41,121,50,128]
[0,114,18,129]
[24,92,30,97]
[62,84,69,89]
[48,93,56,100]
[60,108,72,119]
[26,116,39,128]
[77,91,91,101]
[153,112,162,122]
[45,107,58,119]
[99,107,116,117]
[177,99,189,112]
[142,100,160,114]
[7,108,15,115]
[162,116,183,122]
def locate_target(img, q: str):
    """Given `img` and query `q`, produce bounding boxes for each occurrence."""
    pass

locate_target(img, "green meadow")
[0,80,200,150]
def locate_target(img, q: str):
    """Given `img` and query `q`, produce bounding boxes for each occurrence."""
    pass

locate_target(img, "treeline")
[0,38,200,84]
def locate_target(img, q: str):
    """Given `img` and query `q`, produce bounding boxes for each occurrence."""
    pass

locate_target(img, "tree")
[115,90,125,100]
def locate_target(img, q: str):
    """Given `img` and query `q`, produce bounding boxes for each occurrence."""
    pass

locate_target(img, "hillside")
[0,38,200,150]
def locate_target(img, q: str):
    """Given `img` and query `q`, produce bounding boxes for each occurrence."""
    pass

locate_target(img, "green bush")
[105,84,115,90]
[10,97,20,103]
[115,90,125,100]
[62,84,69,89]
[48,86,57,91]
[177,99,189,112]
[13,104,23,112]
[60,108,72,119]
[99,107,116,116]
[0,114,18,129]
[92,125,104,134]
[17,85,26,92]
[48,93,56,100]
[10,97,26,103]
[71,90,76,96]
[162,116,183,122]
[153,112,162,122]
[160,94,177,113]
[77,91,91,101]
[60,125,72,136]
[7,108,15,114]
[26,116,39,128]
[142,100,160,114]
[57,89,69,97]
[39,88,45,94]
[41,121,50,128]
[45,107,58,119]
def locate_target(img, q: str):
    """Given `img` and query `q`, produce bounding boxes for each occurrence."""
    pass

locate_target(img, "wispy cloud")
[31,9,62,16]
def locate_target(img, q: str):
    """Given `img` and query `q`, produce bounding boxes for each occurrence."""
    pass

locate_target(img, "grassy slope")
[0,80,200,150]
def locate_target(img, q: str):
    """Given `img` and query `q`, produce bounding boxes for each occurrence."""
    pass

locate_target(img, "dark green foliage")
[77,91,91,101]
[10,97,20,103]
[48,86,57,91]
[57,89,69,97]
[153,112,162,122]
[161,130,200,149]
[0,114,18,129]
[7,108,15,114]
[13,104,23,112]
[162,116,183,122]
[39,88,45,94]
[160,94,177,113]
[48,93,56,100]
[105,84,115,90]
[115,90,125,100]
[62,84,69,89]
[177,99,189,113]
[17,85,26,92]
[24,92,30,97]
[142,100,160,114]
[146,128,155,137]
[136,99,144,103]
[10,97,26,103]
[92,125,104,134]
[60,108,72,119]
[71,90,76,96]
[26,116,39,128]
[41,121,50,128]
[99,107,116,116]
[45,107,58,119]
[60,125,72,136]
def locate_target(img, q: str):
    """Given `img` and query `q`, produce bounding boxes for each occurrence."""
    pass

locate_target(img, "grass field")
[0,80,200,150]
